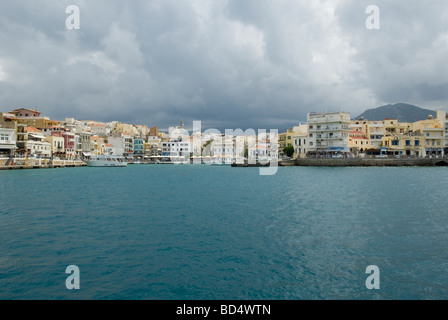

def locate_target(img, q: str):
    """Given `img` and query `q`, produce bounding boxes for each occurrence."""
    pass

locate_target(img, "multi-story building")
[248,136,276,160]
[287,124,308,159]
[75,132,92,158]
[279,130,295,157]
[144,136,162,156]
[436,110,448,152]
[45,134,65,158]
[349,130,372,155]
[307,112,351,155]
[26,127,51,158]
[62,131,76,160]
[211,135,235,161]
[133,138,144,156]
[383,132,424,157]
[90,135,106,156]
[162,140,191,157]
[9,108,59,128]
[0,127,16,155]
[108,133,134,157]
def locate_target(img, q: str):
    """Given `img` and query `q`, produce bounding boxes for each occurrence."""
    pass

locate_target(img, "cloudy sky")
[0,0,447,131]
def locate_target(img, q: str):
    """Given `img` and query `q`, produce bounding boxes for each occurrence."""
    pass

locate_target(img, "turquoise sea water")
[1,165,448,300]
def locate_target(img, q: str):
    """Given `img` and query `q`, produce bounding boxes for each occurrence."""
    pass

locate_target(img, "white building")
[0,127,17,155]
[162,140,191,157]
[307,111,351,154]
[27,132,52,158]
[437,110,448,156]
[108,133,134,157]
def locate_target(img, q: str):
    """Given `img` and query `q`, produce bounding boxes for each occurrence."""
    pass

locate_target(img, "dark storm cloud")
[0,0,446,131]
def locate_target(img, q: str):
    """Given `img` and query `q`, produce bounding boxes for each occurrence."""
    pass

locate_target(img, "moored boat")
[85,155,127,167]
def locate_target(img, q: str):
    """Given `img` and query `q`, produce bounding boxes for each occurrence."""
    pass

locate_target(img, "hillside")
[356,103,437,122]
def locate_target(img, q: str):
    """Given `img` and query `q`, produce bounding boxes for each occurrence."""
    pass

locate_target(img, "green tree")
[283,146,294,158]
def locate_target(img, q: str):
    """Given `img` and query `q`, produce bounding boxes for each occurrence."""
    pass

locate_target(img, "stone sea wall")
[232,158,448,167]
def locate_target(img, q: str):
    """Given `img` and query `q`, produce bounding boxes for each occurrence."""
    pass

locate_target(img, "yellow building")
[349,130,373,155]
[381,115,444,157]
[90,136,106,155]
[44,135,65,157]
[382,133,424,157]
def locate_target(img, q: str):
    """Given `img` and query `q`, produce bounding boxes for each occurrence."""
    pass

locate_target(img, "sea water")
[1,165,448,299]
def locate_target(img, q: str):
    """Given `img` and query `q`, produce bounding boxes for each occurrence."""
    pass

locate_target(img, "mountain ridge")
[356,103,437,122]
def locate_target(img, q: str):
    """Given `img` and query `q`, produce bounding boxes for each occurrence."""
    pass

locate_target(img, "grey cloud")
[0,0,446,132]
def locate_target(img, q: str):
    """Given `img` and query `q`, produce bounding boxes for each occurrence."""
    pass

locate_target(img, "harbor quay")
[0,157,86,170]
[232,157,448,167]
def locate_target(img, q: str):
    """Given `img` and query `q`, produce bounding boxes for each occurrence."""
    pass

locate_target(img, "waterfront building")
[144,136,161,156]
[133,138,144,156]
[75,132,92,159]
[292,132,308,158]
[162,123,191,157]
[411,114,444,157]
[26,127,51,158]
[437,110,448,155]
[285,124,308,159]
[382,132,424,157]
[365,121,385,149]
[108,133,134,157]
[162,140,191,157]
[349,130,373,156]
[90,135,106,156]
[211,135,235,161]
[307,111,351,155]
[248,133,277,161]
[279,130,295,157]
[44,135,65,158]
[0,127,17,155]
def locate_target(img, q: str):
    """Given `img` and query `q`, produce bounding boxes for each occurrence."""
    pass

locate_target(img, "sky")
[0,0,447,131]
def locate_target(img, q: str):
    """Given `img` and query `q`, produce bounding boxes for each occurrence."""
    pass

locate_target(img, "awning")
[82,152,92,156]
[0,144,17,149]
[29,133,46,139]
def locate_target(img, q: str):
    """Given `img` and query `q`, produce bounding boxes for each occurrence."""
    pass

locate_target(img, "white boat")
[85,155,128,167]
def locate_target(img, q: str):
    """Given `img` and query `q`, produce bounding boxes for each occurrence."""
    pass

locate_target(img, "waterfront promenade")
[0,157,86,170]
[233,157,448,167]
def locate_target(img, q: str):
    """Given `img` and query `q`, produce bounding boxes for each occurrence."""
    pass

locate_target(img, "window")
[415,140,419,146]
[392,140,399,146]
[406,140,410,146]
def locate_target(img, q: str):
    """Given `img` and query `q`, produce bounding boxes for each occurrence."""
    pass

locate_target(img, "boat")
[85,155,128,167]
